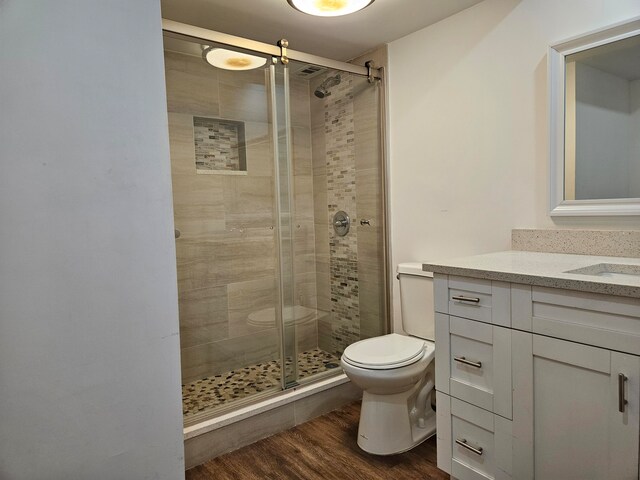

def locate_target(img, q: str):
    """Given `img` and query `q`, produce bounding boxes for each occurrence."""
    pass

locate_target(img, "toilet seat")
[342,333,432,370]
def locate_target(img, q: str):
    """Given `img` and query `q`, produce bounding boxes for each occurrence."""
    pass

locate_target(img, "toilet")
[340,262,436,455]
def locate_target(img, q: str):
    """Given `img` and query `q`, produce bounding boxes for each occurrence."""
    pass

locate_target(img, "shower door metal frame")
[162,19,382,80]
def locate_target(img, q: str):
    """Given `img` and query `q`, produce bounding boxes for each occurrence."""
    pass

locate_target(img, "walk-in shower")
[162,21,388,428]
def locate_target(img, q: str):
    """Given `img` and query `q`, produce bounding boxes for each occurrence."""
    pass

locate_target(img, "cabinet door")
[512,332,640,480]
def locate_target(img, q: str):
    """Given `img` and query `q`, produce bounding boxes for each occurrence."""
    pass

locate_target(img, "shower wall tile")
[325,76,361,355]
[178,285,229,349]
[171,175,226,239]
[175,230,276,291]
[294,319,319,354]
[293,175,315,223]
[242,328,280,366]
[290,76,313,129]
[165,52,220,116]
[311,125,327,177]
[314,253,331,315]
[223,176,275,228]
[180,328,280,384]
[227,277,277,338]
[353,87,380,172]
[244,122,274,177]
[180,338,239,384]
[294,271,319,310]
[218,71,269,124]
[168,113,198,176]
[317,315,334,353]
[313,174,328,225]
[292,127,313,176]
[358,269,384,341]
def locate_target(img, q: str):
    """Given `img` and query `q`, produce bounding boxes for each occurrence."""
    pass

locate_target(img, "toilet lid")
[342,333,426,369]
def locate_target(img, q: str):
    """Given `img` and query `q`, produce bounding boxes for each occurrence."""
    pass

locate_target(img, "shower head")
[314,74,341,98]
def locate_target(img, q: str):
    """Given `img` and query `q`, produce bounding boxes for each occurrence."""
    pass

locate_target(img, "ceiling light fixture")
[203,47,267,71]
[287,0,374,17]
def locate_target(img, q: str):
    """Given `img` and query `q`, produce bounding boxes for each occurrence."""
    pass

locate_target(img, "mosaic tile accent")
[324,75,361,355]
[193,116,246,173]
[182,348,340,419]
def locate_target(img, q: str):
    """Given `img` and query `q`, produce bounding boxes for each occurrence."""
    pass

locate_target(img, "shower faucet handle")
[332,211,350,237]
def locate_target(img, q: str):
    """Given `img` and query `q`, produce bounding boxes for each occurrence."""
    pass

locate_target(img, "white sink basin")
[564,263,640,280]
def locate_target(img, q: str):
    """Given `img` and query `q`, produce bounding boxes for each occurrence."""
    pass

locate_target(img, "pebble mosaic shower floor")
[182,348,341,420]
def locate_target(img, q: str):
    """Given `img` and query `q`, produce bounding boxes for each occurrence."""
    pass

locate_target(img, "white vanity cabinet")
[433,273,640,480]
[511,332,640,479]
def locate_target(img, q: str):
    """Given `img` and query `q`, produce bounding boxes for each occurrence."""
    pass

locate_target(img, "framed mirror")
[549,16,640,216]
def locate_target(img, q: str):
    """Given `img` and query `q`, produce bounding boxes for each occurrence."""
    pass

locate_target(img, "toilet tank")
[397,263,434,341]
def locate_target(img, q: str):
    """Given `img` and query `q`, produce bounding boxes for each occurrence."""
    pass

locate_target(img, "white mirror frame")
[549,16,640,216]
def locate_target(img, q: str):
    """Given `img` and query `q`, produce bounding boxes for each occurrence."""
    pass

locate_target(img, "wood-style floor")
[186,401,450,480]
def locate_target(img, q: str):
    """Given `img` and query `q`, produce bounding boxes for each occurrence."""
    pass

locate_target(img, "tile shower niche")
[192,116,247,174]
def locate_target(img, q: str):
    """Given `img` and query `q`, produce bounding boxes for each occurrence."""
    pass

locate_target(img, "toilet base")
[357,384,436,455]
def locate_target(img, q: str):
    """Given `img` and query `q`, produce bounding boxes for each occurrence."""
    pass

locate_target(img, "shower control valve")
[332,211,350,237]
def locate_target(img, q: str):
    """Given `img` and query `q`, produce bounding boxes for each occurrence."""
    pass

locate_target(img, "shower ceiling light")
[287,0,374,17]
[203,48,267,71]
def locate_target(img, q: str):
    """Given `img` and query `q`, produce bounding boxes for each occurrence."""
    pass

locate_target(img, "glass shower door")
[164,34,288,425]
[164,30,387,424]
[279,59,387,387]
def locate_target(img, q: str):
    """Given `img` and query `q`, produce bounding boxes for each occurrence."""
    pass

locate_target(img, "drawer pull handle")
[619,373,628,413]
[455,438,483,456]
[452,295,480,304]
[454,356,482,369]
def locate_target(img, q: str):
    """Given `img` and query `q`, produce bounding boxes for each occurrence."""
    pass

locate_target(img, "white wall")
[0,1,185,478]
[388,0,640,331]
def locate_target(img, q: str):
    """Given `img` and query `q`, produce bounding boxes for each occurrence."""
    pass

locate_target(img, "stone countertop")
[423,250,640,299]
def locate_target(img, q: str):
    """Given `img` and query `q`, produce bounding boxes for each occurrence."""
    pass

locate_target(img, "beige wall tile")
[175,229,276,291]
[292,271,318,309]
[242,328,280,366]
[167,113,197,176]
[292,126,312,176]
[293,174,314,224]
[172,174,226,239]
[244,121,274,177]
[313,174,328,223]
[223,176,275,228]
[218,70,269,124]
[353,83,381,171]
[311,125,326,177]
[317,315,334,353]
[181,328,279,384]
[294,319,318,353]
[165,52,219,116]
[178,285,229,349]
[289,76,312,128]
[227,277,277,338]
[180,339,239,384]
[355,167,382,224]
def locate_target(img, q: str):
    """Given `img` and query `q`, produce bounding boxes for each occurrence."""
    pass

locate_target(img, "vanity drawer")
[436,392,512,480]
[435,314,512,419]
[437,275,510,327]
[512,285,640,355]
